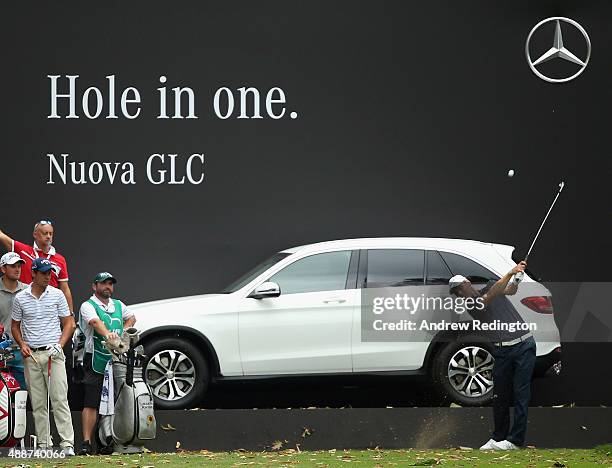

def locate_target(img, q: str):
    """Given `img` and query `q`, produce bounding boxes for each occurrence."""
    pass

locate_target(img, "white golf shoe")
[492,440,519,450]
[479,439,498,450]
[61,446,75,456]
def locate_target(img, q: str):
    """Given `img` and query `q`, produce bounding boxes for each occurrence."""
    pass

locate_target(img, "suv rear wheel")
[432,337,495,406]
[142,337,209,409]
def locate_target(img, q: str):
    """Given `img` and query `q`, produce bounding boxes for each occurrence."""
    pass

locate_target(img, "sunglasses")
[34,220,53,229]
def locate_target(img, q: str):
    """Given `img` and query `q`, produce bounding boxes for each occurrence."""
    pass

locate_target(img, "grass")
[2,446,610,467]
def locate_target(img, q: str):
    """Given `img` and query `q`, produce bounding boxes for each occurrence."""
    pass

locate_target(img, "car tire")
[432,336,495,406]
[142,337,209,410]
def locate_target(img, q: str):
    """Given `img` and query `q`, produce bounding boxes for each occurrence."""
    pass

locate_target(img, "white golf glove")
[48,343,63,357]
[512,271,524,284]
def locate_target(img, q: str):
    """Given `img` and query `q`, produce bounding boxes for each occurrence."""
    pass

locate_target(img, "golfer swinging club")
[449,260,535,451]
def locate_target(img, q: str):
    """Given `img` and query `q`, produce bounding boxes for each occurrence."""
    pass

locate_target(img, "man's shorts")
[83,353,105,409]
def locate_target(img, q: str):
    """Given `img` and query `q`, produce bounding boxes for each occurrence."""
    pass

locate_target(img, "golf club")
[514,181,565,283]
[525,181,565,260]
[47,356,51,448]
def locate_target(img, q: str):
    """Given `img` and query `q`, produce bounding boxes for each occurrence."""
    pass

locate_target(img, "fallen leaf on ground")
[271,440,283,450]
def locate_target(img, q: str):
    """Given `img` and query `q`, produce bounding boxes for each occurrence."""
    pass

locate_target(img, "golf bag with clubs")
[71,324,85,384]
[0,326,27,447]
[96,327,156,454]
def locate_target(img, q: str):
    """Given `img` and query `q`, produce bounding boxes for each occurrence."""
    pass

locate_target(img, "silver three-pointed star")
[532,19,585,67]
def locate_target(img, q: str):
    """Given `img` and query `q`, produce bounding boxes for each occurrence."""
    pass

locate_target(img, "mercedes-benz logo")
[525,17,591,83]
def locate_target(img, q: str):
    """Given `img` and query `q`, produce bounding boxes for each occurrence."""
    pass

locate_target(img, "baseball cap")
[449,274,469,293]
[32,258,53,272]
[93,272,117,284]
[0,252,25,267]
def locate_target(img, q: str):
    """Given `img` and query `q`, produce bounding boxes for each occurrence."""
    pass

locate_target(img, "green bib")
[88,298,124,374]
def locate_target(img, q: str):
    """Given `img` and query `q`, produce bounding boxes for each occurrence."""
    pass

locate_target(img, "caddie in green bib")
[88,298,124,373]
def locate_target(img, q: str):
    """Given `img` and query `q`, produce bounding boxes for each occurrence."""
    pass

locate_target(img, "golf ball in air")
[508,169,515,177]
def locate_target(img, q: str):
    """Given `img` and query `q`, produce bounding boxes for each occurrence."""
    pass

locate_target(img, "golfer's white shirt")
[11,285,70,348]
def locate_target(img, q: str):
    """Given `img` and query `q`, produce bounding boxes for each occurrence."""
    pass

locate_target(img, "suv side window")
[268,251,352,295]
[426,250,452,284]
[365,249,424,287]
[438,251,499,283]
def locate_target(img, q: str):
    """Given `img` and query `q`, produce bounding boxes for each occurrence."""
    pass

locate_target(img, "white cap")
[0,252,25,267]
[449,274,469,293]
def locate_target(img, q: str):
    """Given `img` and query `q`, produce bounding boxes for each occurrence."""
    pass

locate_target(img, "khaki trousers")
[24,349,74,448]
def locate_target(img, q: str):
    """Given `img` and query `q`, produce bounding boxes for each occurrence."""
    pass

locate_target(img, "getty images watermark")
[373,293,485,314]
[361,282,612,343]
[371,293,536,333]
[360,285,552,343]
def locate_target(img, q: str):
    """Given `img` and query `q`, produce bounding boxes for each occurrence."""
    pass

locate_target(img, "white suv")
[132,238,562,409]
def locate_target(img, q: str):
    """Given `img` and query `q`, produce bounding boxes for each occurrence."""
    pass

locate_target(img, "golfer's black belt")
[493,332,533,347]
[31,346,52,352]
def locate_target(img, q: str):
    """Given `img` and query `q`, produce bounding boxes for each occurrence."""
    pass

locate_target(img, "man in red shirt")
[0,221,74,312]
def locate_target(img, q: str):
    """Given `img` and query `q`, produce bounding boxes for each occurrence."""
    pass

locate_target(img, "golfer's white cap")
[0,252,25,267]
[449,274,469,293]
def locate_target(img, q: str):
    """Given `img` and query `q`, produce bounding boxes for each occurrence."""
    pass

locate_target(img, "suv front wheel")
[142,337,209,409]
[432,337,495,406]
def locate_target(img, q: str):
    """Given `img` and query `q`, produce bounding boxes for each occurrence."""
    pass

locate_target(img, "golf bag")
[0,327,27,447]
[71,324,85,384]
[97,328,156,454]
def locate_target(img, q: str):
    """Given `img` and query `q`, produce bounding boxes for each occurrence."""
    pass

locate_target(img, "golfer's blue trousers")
[491,336,537,446]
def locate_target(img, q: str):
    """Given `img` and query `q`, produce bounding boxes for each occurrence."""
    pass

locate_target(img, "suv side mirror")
[248,281,281,299]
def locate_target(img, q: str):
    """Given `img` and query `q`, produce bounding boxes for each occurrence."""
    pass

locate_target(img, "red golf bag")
[0,325,27,447]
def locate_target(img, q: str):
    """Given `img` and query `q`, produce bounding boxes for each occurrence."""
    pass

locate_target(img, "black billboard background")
[1,1,610,406]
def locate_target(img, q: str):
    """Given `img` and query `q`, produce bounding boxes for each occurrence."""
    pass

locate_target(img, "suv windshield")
[221,252,290,293]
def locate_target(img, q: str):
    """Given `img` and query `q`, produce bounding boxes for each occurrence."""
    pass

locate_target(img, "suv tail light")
[521,296,553,314]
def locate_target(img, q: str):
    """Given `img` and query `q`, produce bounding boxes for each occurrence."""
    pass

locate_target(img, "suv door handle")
[323,298,346,304]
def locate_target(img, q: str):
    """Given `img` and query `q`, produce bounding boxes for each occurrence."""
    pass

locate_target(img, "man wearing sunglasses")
[0,220,73,312]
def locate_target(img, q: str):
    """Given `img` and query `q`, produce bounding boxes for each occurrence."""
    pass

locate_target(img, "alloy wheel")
[145,349,196,401]
[447,346,494,398]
